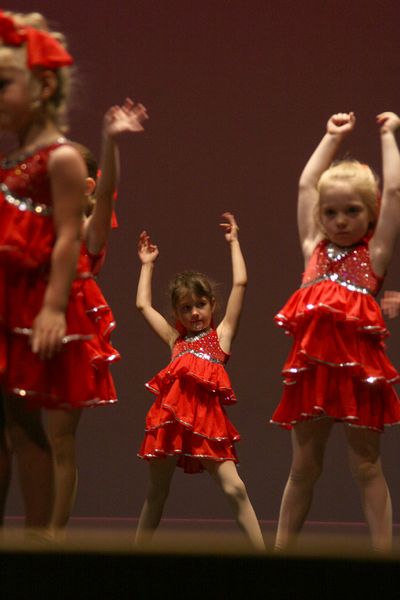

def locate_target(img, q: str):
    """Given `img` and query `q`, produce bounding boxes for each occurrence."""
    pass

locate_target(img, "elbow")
[298,179,315,194]
[235,279,248,290]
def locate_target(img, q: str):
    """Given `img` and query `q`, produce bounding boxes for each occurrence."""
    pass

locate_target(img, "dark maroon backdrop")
[4,0,400,525]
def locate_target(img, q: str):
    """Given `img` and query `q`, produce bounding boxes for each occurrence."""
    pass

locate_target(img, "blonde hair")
[1,11,73,132]
[317,160,380,229]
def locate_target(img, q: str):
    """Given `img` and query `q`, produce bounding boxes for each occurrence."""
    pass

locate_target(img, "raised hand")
[138,230,159,264]
[377,112,400,135]
[327,112,356,136]
[220,212,239,243]
[104,98,149,138]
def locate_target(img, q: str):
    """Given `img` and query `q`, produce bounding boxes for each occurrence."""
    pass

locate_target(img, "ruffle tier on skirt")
[272,281,400,431]
[0,266,119,410]
[139,353,239,473]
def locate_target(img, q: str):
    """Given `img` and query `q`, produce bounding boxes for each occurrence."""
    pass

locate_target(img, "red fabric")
[138,329,239,473]
[0,11,22,45]
[0,142,119,409]
[271,241,400,431]
[0,11,73,68]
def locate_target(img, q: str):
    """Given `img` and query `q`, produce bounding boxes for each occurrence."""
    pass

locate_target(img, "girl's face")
[0,48,36,133]
[175,292,214,335]
[319,183,371,247]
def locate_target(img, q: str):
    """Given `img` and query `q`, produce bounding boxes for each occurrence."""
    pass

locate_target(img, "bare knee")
[289,461,323,487]
[48,432,76,464]
[221,477,248,503]
[350,460,382,486]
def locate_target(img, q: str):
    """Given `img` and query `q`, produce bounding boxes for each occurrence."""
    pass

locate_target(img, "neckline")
[0,137,67,169]
[182,328,212,342]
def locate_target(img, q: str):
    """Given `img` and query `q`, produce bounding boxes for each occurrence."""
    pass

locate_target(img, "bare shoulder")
[48,144,85,174]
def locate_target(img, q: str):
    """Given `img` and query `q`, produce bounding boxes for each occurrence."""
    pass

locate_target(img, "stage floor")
[2,516,400,555]
[1,520,400,599]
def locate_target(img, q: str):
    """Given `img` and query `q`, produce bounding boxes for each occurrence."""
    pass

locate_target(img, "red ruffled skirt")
[271,281,400,431]
[0,265,119,410]
[138,353,239,473]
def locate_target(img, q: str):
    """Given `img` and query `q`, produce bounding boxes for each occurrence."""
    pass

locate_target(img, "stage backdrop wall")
[4,0,400,526]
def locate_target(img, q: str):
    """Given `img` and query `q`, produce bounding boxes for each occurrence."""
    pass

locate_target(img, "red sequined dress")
[271,239,400,431]
[0,142,119,409]
[138,328,240,473]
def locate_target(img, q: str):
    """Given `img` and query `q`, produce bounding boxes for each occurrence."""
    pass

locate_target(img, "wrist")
[380,128,397,137]
[326,131,346,144]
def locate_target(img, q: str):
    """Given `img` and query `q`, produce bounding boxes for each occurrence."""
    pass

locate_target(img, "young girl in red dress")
[46,99,148,534]
[271,111,400,552]
[0,10,117,530]
[135,213,265,550]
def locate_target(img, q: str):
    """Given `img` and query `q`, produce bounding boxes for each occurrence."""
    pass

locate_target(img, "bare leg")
[202,459,265,551]
[0,391,12,526]
[135,457,177,545]
[47,408,82,532]
[4,395,53,528]
[0,425,11,526]
[275,418,333,550]
[345,426,392,552]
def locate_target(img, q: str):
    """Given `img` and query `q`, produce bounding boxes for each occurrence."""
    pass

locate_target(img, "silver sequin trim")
[144,403,238,441]
[173,348,223,364]
[277,307,385,334]
[326,243,352,262]
[270,412,400,432]
[138,450,237,462]
[182,329,211,342]
[1,183,52,216]
[86,304,109,314]
[301,273,371,295]
[12,386,117,407]
[0,137,66,169]
[13,327,93,343]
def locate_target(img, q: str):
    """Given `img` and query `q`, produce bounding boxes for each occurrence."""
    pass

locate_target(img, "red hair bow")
[0,11,73,68]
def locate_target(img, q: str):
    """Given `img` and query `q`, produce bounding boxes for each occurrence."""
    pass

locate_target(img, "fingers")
[138,230,158,255]
[31,323,65,360]
[330,112,355,126]
[376,111,400,132]
[220,211,238,230]
[138,229,150,250]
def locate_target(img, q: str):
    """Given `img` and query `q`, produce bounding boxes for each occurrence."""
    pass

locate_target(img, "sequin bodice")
[0,141,93,276]
[0,141,66,213]
[301,240,382,296]
[171,329,229,365]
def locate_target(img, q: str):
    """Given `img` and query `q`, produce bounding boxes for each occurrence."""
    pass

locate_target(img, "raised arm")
[85,99,149,256]
[298,112,355,260]
[216,213,247,354]
[31,145,86,359]
[370,112,400,276]
[136,230,177,347]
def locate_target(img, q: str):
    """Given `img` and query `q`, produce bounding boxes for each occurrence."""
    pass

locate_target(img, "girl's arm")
[370,112,400,276]
[136,230,178,347]
[85,99,149,256]
[299,112,355,261]
[217,213,247,354]
[31,145,86,359]
[381,290,400,319]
